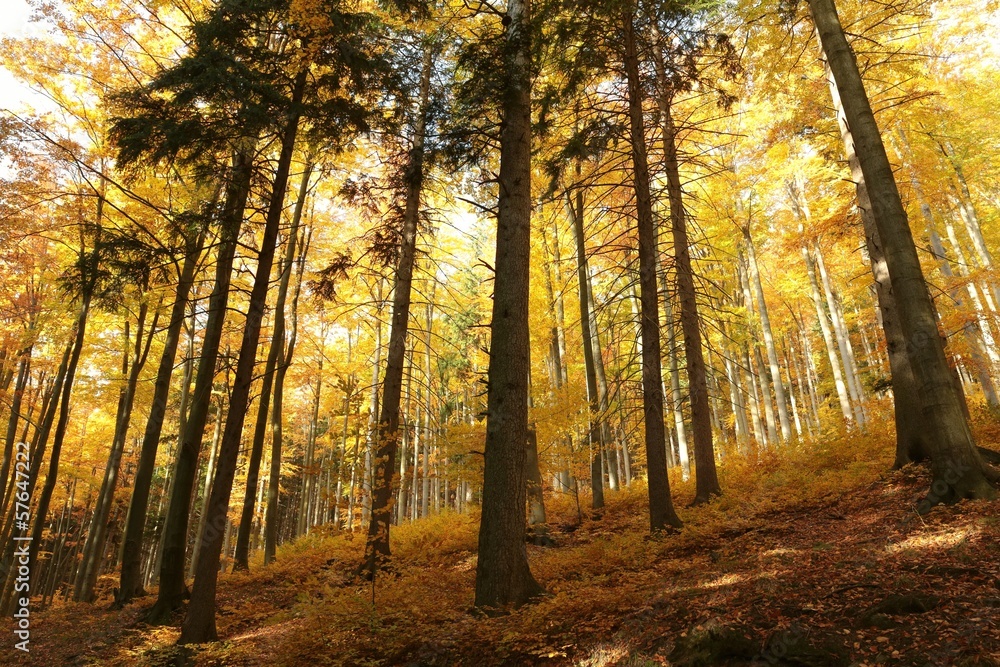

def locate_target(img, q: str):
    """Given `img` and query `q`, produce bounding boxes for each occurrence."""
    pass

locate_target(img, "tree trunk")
[146,145,254,624]
[658,94,720,501]
[808,0,994,503]
[744,230,792,442]
[358,45,434,578]
[821,58,930,466]
[179,70,306,644]
[622,1,682,531]
[473,0,544,608]
[75,298,156,602]
[117,228,204,604]
[234,163,312,571]
[568,185,606,510]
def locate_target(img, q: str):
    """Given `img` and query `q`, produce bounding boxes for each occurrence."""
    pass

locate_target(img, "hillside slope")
[11,424,1000,666]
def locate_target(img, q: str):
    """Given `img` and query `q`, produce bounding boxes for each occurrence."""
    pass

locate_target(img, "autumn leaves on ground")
[15,416,1000,667]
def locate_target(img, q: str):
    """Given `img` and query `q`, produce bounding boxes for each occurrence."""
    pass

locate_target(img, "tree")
[473,0,544,609]
[807,0,996,502]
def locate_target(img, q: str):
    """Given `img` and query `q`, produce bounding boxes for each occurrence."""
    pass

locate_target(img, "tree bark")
[808,0,995,503]
[146,145,254,624]
[180,70,306,644]
[473,0,544,608]
[117,228,204,604]
[622,1,682,531]
[358,45,434,578]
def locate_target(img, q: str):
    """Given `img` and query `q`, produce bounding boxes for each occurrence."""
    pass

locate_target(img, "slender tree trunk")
[233,164,312,570]
[358,46,434,578]
[568,182,605,510]
[180,71,307,644]
[622,1,682,531]
[146,145,254,624]
[28,288,92,598]
[0,341,32,514]
[821,59,930,465]
[117,229,204,604]
[744,231,792,442]
[76,299,156,602]
[658,93,720,501]
[664,299,690,476]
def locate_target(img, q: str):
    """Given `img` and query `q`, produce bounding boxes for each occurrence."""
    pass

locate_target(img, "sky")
[0,0,52,113]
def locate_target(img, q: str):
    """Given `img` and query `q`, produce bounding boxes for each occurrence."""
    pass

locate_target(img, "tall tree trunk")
[117,228,204,604]
[664,299,690,476]
[146,145,254,624]
[622,2,682,531]
[809,0,995,502]
[814,247,867,419]
[819,57,933,463]
[744,230,792,442]
[473,0,544,608]
[568,186,606,510]
[75,299,156,602]
[358,46,434,578]
[180,70,307,644]
[27,287,92,597]
[234,162,312,571]
[658,91,720,502]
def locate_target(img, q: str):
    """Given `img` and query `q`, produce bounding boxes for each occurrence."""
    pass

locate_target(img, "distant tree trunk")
[809,0,995,502]
[179,69,306,644]
[525,428,547,529]
[744,230,792,442]
[146,145,254,624]
[117,228,204,604]
[791,198,854,425]
[587,275,618,491]
[739,253,777,445]
[28,284,92,597]
[622,1,682,531]
[664,299,690,476]
[358,45,434,578]
[568,179,605,510]
[235,162,312,571]
[75,298,156,602]
[814,247,866,418]
[0,340,32,513]
[0,344,68,615]
[473,0,544,608]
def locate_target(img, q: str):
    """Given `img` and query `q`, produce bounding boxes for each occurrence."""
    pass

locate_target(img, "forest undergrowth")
[9,410,1000,667]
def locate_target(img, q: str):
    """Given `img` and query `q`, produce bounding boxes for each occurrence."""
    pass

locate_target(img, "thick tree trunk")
[809,0,994,502]
[622,2,682,531]
[473,0,544,608]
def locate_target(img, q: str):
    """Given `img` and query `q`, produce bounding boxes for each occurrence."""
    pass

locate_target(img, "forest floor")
[7,416,1000,666]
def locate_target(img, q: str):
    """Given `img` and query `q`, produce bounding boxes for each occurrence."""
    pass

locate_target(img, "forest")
[1,0,999,663]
